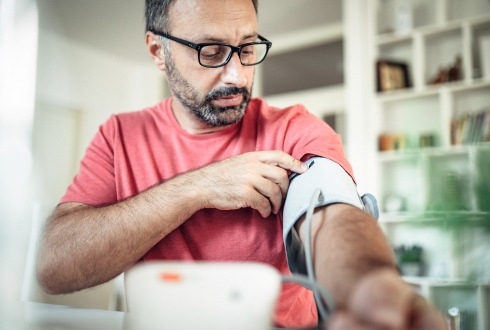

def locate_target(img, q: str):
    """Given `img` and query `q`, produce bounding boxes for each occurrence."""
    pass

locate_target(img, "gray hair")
[145,0,259,33]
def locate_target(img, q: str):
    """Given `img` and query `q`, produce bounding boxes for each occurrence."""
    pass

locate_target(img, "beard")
[164,52,252,127]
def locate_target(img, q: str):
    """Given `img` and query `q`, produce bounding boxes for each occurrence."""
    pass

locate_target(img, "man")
[37,0,446,328]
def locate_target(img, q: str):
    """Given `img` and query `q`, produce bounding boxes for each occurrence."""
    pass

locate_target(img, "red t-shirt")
[62,98,353,328]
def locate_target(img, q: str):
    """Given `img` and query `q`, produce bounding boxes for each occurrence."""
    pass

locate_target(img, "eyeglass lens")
[199,43,268,67]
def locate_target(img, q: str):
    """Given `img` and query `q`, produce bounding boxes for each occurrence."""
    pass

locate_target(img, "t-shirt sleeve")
[60,116,117,206]
[284,105,354,181]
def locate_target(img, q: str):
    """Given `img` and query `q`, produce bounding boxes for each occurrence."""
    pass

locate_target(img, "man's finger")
[257,150,309,174]
[247,190,273,218]
[259,165,290,198]
[253,177,283,214]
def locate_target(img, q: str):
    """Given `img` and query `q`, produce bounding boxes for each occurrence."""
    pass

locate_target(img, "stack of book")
[450,108,490,145]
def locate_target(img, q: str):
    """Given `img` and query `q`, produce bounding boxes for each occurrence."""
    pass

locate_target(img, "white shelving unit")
[370,0,490,328]
[258,20,347,138]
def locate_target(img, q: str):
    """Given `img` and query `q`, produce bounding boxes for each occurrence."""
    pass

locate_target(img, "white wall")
[0,0,38,327]
[0,0,164,324]
[34,1,164,207]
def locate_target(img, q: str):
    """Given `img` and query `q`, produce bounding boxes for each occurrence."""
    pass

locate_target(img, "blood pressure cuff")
[282,157,365,274]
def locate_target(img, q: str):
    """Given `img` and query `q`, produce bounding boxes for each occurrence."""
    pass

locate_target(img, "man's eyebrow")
[197,33,259,44]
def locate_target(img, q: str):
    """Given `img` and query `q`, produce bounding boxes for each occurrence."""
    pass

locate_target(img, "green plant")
[394,244,423,264]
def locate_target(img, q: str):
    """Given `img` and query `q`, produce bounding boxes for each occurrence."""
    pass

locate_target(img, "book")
[450,109,490,145]
[482,109,490,142]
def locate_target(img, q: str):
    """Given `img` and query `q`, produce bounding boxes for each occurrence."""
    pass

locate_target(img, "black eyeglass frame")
[150,30,272,68]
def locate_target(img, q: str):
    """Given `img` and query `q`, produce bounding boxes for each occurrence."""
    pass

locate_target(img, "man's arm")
[37,151,308,295]
[36,171,205,295]
[296,204,396,309]
[296,204,446,328]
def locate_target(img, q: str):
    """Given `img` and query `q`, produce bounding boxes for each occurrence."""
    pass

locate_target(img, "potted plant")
[394,244,424,276]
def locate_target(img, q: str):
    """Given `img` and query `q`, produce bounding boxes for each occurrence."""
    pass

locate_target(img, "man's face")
[164,0,258,127]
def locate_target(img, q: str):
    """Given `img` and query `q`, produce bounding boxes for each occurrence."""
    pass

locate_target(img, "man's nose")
[221,52,248,88]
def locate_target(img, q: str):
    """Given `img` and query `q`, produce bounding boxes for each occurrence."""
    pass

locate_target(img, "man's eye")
[201,46,227,60]
[201,52,221,59]
[240,46,255,57]
[241,50,254,57]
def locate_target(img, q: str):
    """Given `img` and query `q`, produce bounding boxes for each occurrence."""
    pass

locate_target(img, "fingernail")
[301,162,309,171]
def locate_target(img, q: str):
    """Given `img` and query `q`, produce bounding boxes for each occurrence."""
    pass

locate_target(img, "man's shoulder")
[113,99,169,123]
[96,99,170,138]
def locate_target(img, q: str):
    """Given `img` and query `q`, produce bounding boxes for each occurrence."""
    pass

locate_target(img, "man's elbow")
[36,252,67,295]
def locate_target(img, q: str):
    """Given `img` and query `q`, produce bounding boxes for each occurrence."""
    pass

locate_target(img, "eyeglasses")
[151,30,272,68]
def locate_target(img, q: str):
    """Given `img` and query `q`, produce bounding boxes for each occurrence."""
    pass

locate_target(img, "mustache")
[205,86,250,102]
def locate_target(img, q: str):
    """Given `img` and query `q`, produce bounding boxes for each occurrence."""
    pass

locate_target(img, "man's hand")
[191,151,308,218]
[299,204,447,330]
[327,269,447,330]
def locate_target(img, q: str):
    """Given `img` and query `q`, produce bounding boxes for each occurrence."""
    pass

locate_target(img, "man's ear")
[145,32,166,71]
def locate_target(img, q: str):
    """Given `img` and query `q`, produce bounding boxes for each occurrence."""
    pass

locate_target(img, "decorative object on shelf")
[394,244,424,276]
[419,133,436,148]
[384,194,406,213]
[447,307,461,330]
[376,60,411,92]
[428,171,466,211]
[481,35,490,80]
[428,55,462,85]
[393,0,412,36]
[378,133,407,151]
[441,171,465,211]
[447,307,477,330]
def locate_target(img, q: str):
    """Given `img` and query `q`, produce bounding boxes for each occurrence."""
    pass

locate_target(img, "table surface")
[13,302,313,330]
[20,302,125,330]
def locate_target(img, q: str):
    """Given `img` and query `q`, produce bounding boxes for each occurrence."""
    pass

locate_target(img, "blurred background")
[1,0,489,328]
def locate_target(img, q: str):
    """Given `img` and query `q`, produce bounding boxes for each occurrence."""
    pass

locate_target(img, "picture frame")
[376,60,411,92]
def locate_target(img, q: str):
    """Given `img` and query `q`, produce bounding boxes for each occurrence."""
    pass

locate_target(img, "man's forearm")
[297,203,397,310]
[36,173,202,295]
